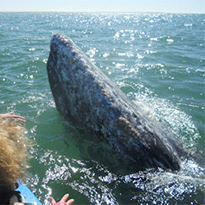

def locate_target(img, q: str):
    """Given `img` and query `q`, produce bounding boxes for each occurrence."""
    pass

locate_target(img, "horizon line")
[0,11,204,14]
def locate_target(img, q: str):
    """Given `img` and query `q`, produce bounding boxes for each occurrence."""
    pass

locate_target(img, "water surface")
[0,13,204,204]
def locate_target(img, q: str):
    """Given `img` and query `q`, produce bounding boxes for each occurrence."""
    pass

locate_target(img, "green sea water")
[0,13,204,204]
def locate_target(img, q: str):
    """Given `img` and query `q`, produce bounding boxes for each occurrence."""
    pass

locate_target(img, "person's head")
[0,119,29,198]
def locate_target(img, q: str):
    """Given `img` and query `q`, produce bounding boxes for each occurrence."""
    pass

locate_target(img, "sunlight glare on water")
[0,13,204,204]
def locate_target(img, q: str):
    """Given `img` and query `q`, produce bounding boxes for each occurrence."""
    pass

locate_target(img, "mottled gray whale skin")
[47,33,181,171]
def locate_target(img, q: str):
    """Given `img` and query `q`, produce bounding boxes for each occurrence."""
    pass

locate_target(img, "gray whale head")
[47,33,183,171]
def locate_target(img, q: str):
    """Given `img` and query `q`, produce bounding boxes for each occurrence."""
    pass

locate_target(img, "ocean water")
[0,12,204,204]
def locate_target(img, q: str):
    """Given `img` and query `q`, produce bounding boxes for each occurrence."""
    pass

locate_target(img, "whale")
[47,33,182,171]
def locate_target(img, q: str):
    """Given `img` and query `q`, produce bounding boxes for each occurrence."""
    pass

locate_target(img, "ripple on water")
[0,13,204,204]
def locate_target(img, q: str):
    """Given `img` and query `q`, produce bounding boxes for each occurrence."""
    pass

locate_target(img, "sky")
[0,0,204,13]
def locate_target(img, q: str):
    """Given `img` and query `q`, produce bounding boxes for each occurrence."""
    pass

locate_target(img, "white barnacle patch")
[78,57,86,66]
[101,89,111,98]
[114,117,140,140]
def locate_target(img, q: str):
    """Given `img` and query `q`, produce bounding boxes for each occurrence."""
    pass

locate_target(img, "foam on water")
[133,94,201,152]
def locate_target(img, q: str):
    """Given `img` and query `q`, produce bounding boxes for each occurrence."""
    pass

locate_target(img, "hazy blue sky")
[0,0,204,13]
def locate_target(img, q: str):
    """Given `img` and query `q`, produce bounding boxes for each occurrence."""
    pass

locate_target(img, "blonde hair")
[0,119,29,193]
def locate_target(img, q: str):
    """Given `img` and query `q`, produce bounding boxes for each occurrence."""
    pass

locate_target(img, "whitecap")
[103,53,109,58]
[114,32,120,39]
[184,23,193,27]
[167,39,174,44]
[29,48,35,51]
[150,38,158,41]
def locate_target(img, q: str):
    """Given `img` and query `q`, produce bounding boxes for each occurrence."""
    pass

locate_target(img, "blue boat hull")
[16,182,42,205]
